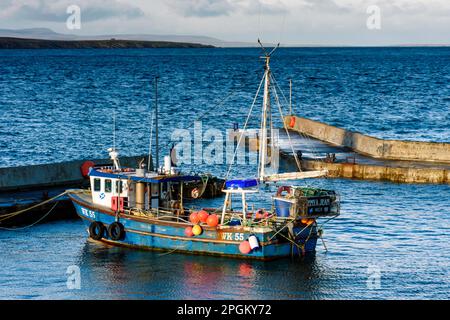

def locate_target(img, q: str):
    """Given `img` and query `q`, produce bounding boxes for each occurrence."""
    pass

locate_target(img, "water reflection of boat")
[68,42,340,260]
[75,240,322,299]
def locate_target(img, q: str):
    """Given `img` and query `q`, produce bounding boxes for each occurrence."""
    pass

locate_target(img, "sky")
[0,0,449,45]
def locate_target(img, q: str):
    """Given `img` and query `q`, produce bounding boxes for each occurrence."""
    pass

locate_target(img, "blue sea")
[0,48,449,299]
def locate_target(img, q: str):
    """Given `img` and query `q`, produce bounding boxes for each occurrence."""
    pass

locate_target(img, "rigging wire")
[225,74,266,181]
[270,73,326,165]
[272,75,324,161]
[270,74,302,172]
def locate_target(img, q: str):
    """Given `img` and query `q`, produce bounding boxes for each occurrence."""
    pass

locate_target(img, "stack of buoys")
[185,210,220,238]
[239,235,260,254]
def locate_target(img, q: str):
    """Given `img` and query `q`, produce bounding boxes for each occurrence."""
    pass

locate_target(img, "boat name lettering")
[308,197,330,206]
[81,207,95,218]
[221,232,244,241]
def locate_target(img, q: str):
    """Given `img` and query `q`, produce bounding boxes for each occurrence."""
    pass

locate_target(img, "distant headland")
[0,28,448,48]
[0,37,214,49]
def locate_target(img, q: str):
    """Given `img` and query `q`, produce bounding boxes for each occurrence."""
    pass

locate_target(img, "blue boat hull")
[70,193,318,260]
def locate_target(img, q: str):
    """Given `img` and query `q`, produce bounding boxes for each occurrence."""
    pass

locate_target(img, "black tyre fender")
[108,222,125,241]
[89,221,105,240]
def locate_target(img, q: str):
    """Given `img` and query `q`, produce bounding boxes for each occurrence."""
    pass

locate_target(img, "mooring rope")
[0,201,60,230]
[157,245,184,256]
[0,190,71,222]
[268,218,295,241]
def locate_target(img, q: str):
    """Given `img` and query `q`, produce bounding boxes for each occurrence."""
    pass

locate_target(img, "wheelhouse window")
[115,180,123,194]
[105,179,112,193]
[93,178,101,192]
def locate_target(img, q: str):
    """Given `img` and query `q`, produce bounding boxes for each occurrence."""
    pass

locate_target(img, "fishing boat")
[68,42,340,260]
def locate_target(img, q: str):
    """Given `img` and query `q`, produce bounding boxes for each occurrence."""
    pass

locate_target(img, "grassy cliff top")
[0,37,215,49]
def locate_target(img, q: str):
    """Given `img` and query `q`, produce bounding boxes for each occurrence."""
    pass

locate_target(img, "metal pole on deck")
[180,182,183,216]
[154,76,160,171]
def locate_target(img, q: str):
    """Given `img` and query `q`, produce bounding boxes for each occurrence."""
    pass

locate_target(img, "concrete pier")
[296,158,450,184]
[284,116,450,163]
[279,117,450,184]
[0,155,149,192]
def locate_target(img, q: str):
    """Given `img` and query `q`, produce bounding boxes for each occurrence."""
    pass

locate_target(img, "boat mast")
[259,55,271,181]
[258,40,279,182]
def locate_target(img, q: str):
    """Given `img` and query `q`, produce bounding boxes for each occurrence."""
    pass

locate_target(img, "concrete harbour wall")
[301,159,450,184]
[285,116,450,163]
[0,155,149,191]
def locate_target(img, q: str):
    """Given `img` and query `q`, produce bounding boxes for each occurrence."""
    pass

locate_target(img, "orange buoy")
[189,212,200,224]
[206,214,219,227]
[301,218,315,226]
[198,210,209,223]
[289,116,296,128]
[239,241,252,254]
[256,209,269,220]
[184,226,194,237]
[192,224,203,236]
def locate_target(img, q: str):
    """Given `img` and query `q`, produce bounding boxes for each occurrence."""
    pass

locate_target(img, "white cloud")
[0,0,144,22]
[0,0,450,45]
[166,0,234,17]
[165,0,286,17]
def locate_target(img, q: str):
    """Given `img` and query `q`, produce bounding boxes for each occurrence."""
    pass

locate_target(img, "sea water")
[0,48,449,299]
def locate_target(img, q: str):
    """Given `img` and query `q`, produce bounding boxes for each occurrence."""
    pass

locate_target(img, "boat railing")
[121,204,192,223]
[92,166,136,174]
